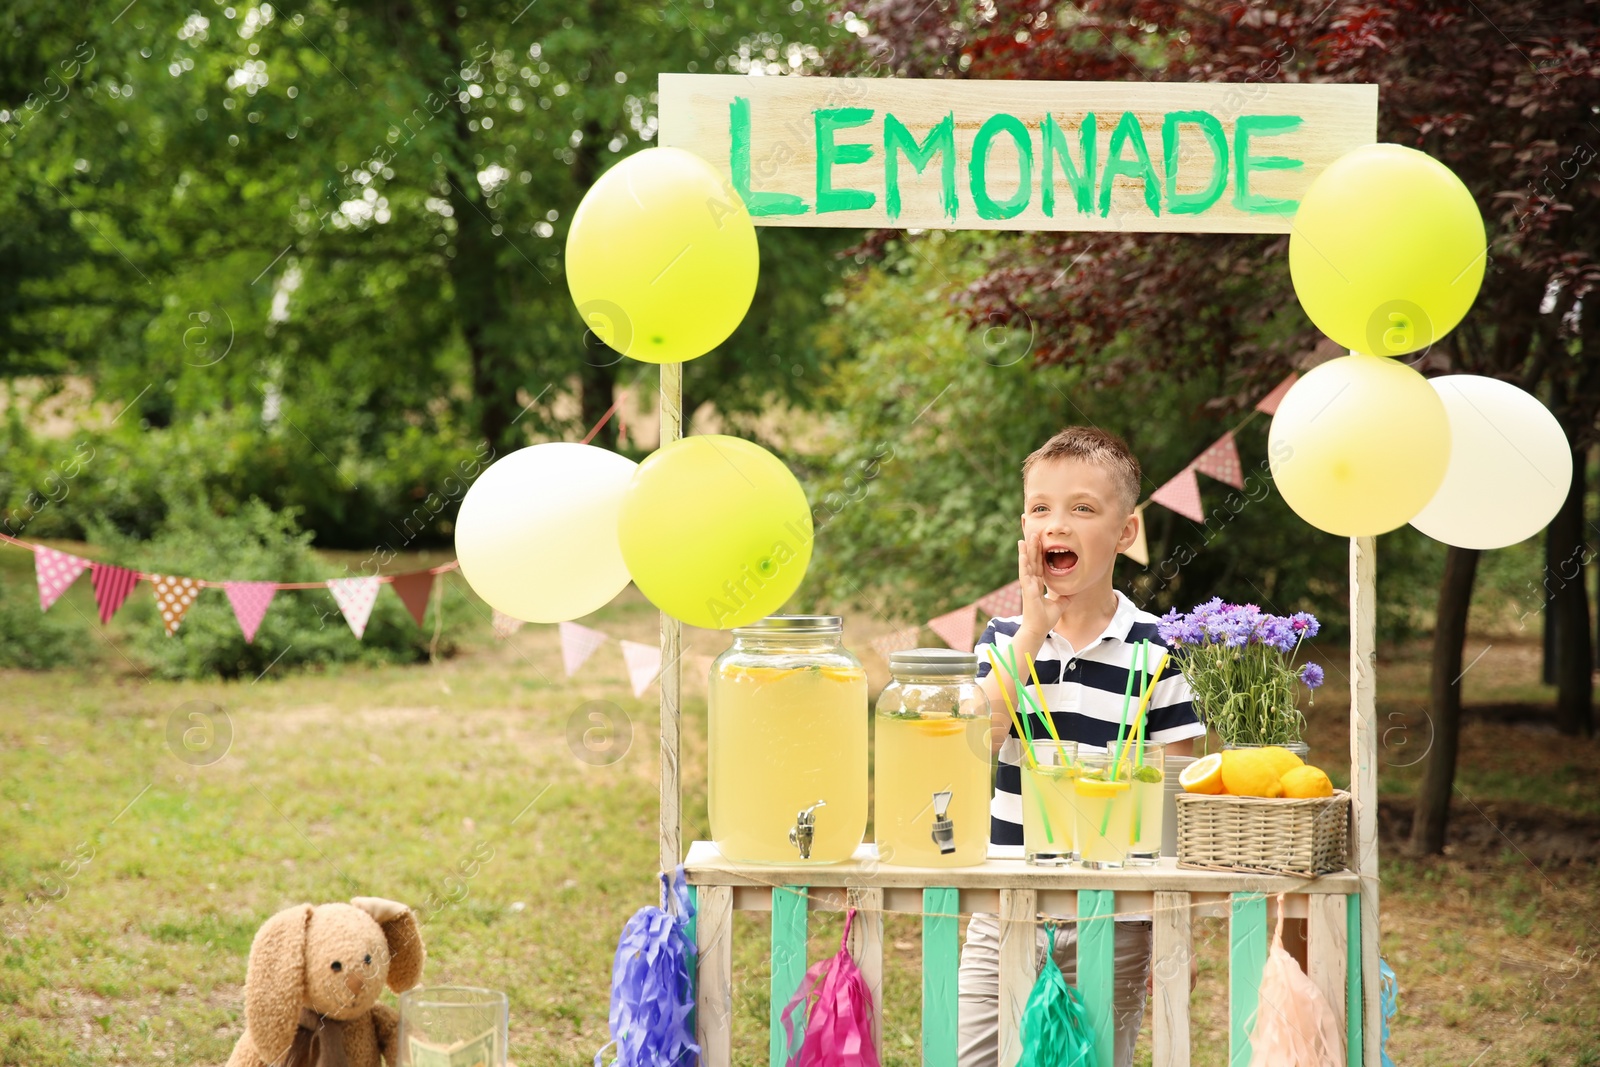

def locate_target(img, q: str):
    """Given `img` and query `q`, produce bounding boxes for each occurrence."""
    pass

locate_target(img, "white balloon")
[1409,375,1572,549]
[454,443,637,622]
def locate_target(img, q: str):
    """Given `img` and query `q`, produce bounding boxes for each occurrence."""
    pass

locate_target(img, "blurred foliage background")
[0,0,1584,674]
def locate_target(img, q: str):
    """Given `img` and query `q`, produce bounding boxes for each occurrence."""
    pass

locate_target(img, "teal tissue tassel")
[1017,922,1096,1067]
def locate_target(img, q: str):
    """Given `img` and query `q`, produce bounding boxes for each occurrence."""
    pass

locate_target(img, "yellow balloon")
[1267,354,1451,536]
[566,147,759,364]
[618,435,813,629]
[1289,144,1485,357]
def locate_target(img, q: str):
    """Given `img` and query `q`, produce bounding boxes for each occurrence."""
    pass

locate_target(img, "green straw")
[1023,652,1067,746]
[1001,644,1042,738]
[1112,639,1143,755]
[1002,644,1064,759]
[1132,646,1150,842]
[1134,649,1154,770]
[1110,645,1169,843]
[1117,645,1169,774]
[1102,641,1150,841]
[1120,640,1150,761]
[986,646,1055,845]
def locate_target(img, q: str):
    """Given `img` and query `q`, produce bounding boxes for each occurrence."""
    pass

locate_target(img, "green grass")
[1,562,1598,1065]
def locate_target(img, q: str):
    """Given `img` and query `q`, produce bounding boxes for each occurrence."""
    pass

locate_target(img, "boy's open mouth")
[1045,547,1078,576]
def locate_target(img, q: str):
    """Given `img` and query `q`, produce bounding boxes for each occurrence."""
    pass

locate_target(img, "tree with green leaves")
[2,0,853,548]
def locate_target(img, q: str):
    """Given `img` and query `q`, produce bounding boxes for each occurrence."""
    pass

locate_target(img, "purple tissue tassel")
[596,866,700,1067]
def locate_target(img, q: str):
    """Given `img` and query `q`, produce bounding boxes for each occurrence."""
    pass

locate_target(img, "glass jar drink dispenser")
[708,616,868,865]
[874,648,993,868]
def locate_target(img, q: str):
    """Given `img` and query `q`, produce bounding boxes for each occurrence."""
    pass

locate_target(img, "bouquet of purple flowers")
[1157,599,1323,747]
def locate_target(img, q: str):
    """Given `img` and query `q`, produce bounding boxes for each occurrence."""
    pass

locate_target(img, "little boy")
[958,426,1204,1067]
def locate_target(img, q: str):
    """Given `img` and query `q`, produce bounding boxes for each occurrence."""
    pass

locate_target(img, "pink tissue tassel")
[779,907,882,1067]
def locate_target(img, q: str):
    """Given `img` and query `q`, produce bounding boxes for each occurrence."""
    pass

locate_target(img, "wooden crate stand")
[653,360,1382,1065]
[648,74,1386,1063]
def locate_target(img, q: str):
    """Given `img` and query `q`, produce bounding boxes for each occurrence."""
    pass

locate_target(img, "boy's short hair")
[1022,427,1142,514]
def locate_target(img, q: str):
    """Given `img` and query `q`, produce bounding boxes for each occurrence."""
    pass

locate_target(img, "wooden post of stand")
[1350,535,1380,1066]
[661,362,684,876]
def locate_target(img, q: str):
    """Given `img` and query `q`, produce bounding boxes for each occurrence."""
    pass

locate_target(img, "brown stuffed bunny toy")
[226,896,425,1067]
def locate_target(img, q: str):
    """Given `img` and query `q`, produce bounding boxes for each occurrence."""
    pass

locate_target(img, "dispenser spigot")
[930,790,956,854]
[789,800,827,860]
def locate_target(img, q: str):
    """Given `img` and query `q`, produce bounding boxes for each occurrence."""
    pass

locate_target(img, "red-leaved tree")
[830,0,1599,853]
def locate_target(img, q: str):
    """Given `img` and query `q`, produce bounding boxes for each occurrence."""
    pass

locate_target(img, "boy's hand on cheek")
[1018,533,1068,637]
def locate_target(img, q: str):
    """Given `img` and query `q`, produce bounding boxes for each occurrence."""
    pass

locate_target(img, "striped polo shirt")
[976,589,1205,845]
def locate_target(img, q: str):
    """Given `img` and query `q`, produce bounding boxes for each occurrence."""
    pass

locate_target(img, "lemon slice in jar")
[908,717,967,737]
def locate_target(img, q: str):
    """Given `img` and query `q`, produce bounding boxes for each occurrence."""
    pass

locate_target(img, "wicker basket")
[1175,790,1351,877]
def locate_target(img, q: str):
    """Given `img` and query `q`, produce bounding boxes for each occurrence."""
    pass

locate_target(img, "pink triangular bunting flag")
[1254,373,1299,416]
[225,581,277,644]
[927,603,978,653]
[90,563,139,624]
[1150,466,1206,523]
[1121,504,1151,566]
[620,639,662,697]
[149,574,201,636]
[389,571,435,629]
[1193,430,1245,489]
[975,581,1023,619]
[35,547,90,612]
[491,610,524,639]
[559,621,609,676]
[868,625,922,660]
[327,576,381,639]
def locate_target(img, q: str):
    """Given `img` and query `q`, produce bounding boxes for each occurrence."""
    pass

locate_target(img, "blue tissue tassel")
[1017,922,1096,1067]
[595,866,700,1067]
[1379,957,1398,1067]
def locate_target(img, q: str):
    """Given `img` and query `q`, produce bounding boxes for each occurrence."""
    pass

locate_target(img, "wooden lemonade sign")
[659,75,1377,233]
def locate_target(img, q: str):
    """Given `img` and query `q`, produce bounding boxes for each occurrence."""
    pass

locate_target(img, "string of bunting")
[0,528,459,642]
[2,530,667,697]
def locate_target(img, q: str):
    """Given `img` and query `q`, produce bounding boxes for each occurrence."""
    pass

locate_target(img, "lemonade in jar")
[874,649,993,868]
[708,616,868,865]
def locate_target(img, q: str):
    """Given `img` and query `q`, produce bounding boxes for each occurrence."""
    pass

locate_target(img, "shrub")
[0,405,495,551]
[0,570,84,670]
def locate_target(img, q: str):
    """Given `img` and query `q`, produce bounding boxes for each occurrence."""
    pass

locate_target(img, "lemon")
[906,717,967,737]
[1281,765,1335,798]
[1179,752,1225,794]
[1076,778,1132,798]
[1257,746,1305,778]
[1220,749,1286,797]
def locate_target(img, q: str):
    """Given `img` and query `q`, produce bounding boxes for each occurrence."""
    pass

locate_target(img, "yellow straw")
[1098,647,1173,844]
[986,647,1040,770]
[986,647,1057,845]
[1023,652,1067,746]
[1116,650,1170,773]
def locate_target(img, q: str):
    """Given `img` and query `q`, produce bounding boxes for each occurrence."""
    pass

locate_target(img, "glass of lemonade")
[708,616,868,865]
[874,649,993,867]
[1021,741,1079,866]
[1128,741,1166,865]
[1073,750,1134,869]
